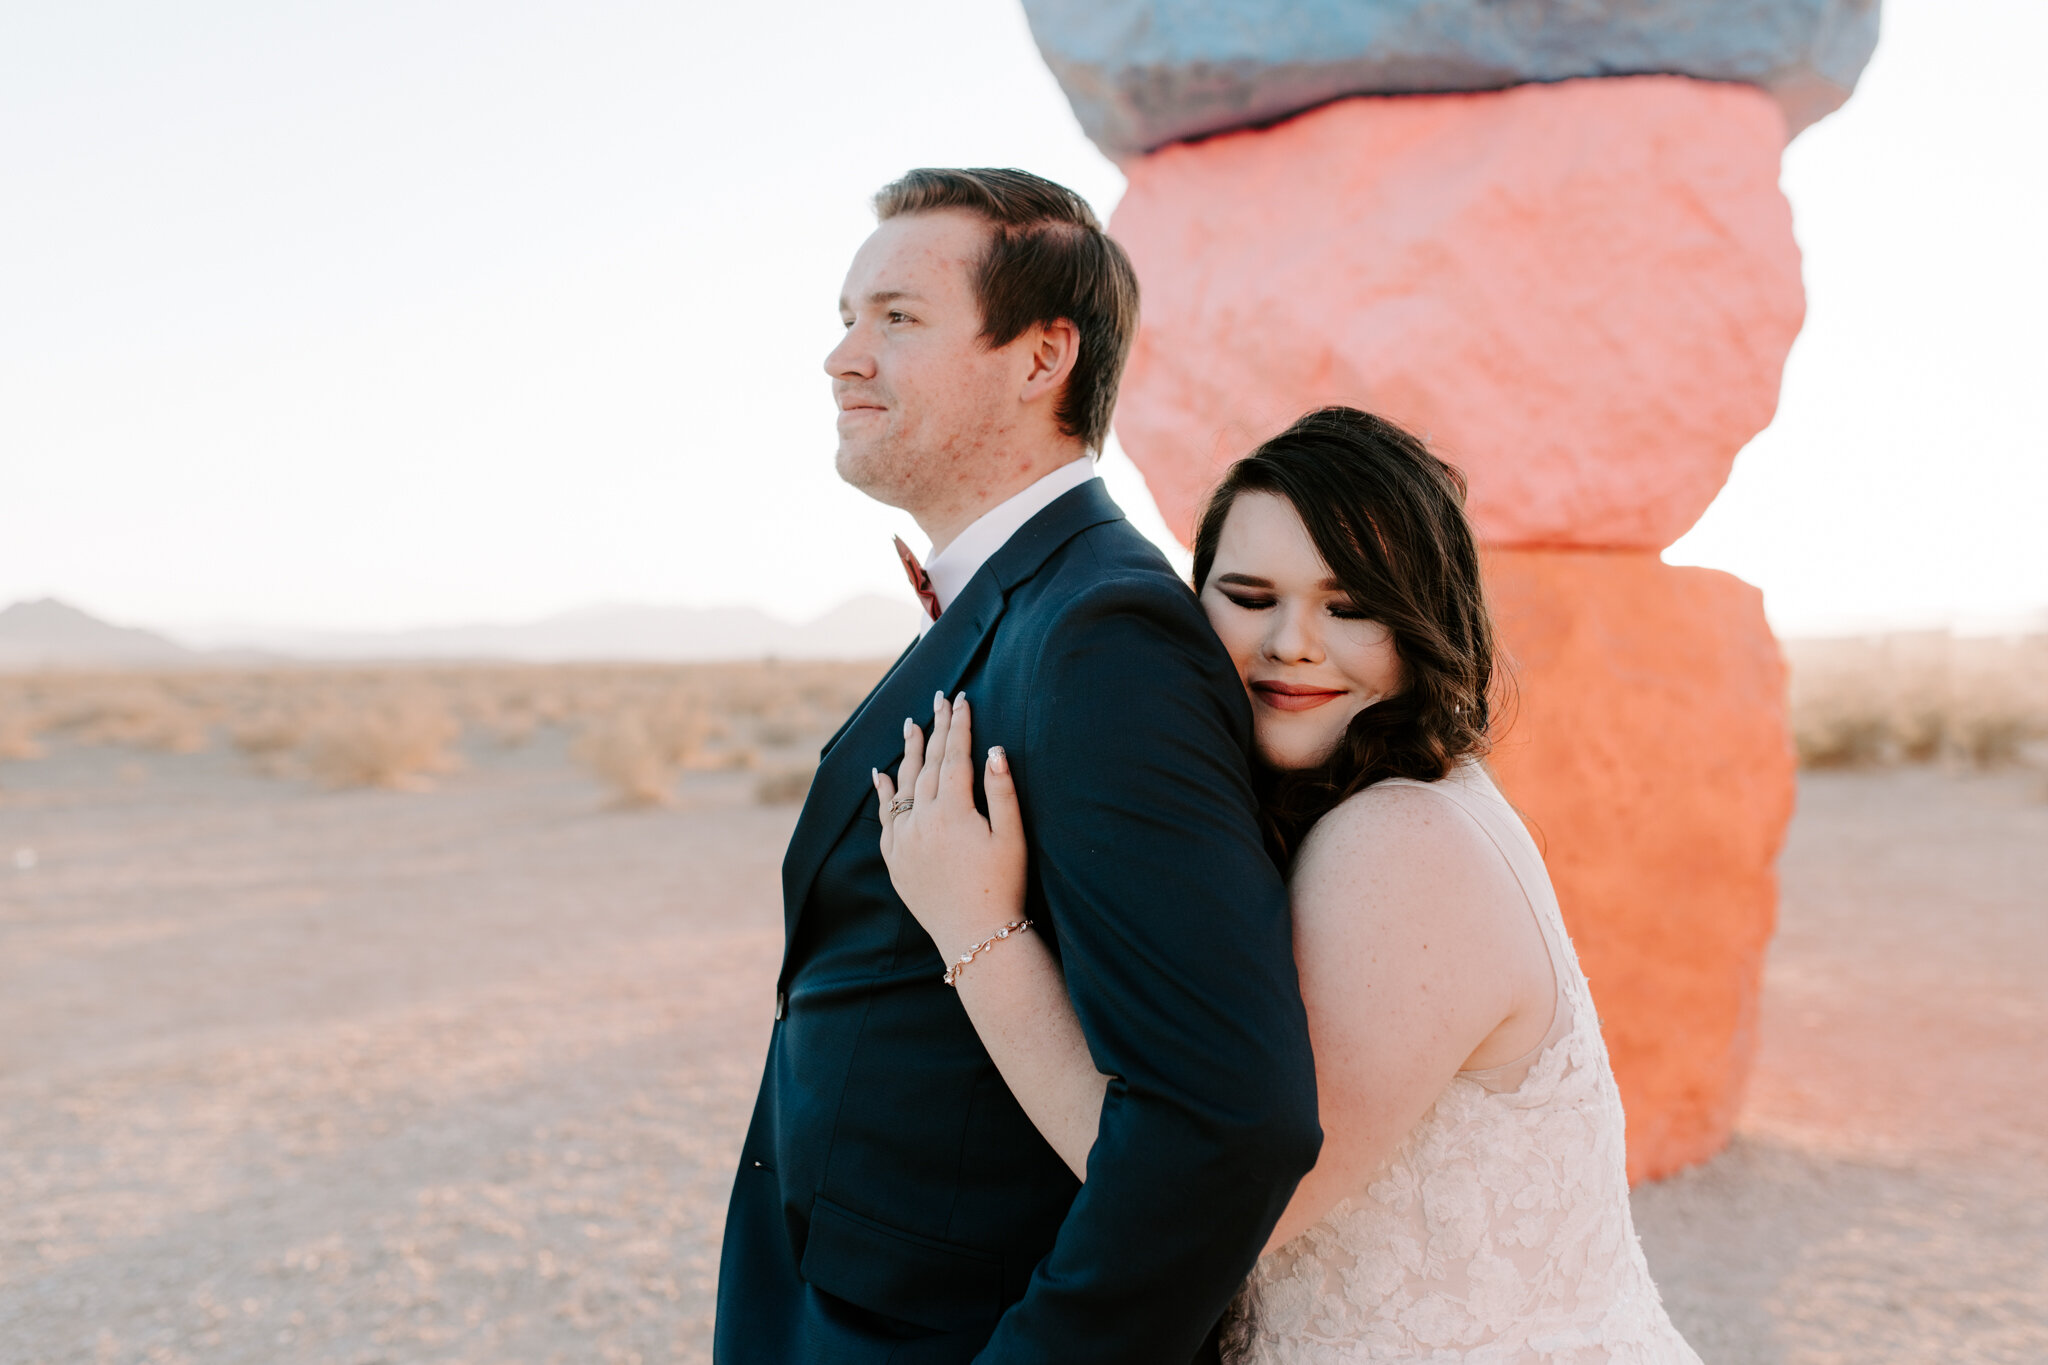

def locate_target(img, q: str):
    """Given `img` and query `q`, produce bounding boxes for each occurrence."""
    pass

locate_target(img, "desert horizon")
[0,596,923,673]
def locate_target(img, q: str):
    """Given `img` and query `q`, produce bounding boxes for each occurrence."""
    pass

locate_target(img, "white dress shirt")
[914,457,1100,637]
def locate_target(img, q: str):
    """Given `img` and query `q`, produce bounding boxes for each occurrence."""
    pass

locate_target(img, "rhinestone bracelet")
[942,919,1035,988]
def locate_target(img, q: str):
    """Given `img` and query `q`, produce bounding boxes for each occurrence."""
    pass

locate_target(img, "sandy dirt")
[1633,766,2048,1364]
[1,738,2042,1363]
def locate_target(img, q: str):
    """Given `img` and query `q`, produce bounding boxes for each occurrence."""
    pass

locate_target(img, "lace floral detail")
[1236,773,1702,1365]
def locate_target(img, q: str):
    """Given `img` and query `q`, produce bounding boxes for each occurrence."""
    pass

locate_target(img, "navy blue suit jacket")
[715,480,1321,1363]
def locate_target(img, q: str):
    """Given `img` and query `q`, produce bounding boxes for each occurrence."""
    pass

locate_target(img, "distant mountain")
[0,598,195,669]
[168,595,920,663]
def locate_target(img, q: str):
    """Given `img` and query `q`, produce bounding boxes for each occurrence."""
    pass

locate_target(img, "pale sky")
[3,0,2042,638]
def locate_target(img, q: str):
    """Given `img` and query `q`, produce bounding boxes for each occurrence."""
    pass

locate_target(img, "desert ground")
[1,659,2044,1364]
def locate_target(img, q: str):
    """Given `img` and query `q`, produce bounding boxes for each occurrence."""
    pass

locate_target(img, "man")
[714,168,1320,1363]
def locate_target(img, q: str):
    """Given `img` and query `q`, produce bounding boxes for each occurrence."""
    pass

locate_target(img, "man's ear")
[1020,318,1081,405]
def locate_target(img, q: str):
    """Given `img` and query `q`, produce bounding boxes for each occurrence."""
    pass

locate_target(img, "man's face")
[826,210,1020,514]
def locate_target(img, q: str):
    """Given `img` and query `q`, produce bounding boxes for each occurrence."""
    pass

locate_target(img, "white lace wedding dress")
[1231,763,1702,1364]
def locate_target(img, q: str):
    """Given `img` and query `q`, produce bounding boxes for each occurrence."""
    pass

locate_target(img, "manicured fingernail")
[934,690,945,710]
[903,717,913,735]
[989,747,1007,773]
[955,692,967,706]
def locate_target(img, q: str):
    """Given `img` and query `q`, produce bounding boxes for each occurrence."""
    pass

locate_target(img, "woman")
[871,407,1701,1363]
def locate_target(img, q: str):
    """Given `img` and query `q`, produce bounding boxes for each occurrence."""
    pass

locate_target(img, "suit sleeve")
[976,576,1322,1363]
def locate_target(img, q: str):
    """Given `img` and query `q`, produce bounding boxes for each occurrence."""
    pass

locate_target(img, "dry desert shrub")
[231,707,310,763]
[752,713,815,747]
[305,690,463,790]
[0,705,45,761]
[558,659,889,808]
[30,676,216,754]
[703,743,762,771]
[0,656,892,798]
[573,694,713,807]
[1786,631,2048,770]
[450,687,533,747]
[483,706,543,747]
[96,696,212,753]
[442,669,570,748]
[753,764,816,805]
[222,674,337,774]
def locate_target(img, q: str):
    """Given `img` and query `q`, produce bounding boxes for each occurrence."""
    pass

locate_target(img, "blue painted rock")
[1023,0,1879,155]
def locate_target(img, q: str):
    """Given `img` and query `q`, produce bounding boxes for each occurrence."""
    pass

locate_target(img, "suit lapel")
[777,576,999,965]
[778,480,1128,968]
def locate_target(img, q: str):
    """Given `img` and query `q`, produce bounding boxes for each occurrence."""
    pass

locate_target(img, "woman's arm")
[873,694,1108,1179]
[877,702,1553,1245]
[940,914,1108,1181]
[1258,782,1555,1250]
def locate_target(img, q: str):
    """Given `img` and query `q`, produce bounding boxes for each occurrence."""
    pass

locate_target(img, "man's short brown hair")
[874,168,1139,454]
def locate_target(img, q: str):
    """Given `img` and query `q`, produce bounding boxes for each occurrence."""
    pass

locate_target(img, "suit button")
[774,991,787,1021]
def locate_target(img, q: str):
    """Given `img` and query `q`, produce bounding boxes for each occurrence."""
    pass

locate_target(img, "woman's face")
[1199,491,1405,772]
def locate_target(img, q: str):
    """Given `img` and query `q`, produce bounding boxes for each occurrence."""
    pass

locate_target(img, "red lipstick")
[1250,681,1348,712]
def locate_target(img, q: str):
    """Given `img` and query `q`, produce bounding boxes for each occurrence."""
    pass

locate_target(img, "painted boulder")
[1110,77,1806,551]
[1025,0,1880,155]
[1482,549,1796,1182]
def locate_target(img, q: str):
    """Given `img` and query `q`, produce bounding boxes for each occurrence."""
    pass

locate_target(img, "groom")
[714,168,1320,1363]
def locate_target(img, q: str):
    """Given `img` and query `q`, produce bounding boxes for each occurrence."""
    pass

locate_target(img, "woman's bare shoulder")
[1295,778,1499,874]
[1289,778,1522,939]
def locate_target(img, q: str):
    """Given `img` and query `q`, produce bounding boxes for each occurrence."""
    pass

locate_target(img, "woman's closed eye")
[1220,589,1371,621]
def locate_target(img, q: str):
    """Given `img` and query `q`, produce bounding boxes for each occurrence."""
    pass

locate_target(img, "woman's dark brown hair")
[1191,406,1502,864]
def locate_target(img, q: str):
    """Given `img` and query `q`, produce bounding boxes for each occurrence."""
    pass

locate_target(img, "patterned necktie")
[893,536,942,623]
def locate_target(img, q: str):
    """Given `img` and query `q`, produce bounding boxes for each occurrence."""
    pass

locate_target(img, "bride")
[871,406,1702,1362]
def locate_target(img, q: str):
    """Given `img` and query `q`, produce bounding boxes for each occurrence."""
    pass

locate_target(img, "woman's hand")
[874,693,1105,1180]
[873,692,1027,965]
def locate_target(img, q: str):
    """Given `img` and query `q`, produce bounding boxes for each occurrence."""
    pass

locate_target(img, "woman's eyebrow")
[1214,572,1350,592]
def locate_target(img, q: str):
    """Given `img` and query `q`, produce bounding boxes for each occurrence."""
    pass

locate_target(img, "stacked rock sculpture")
[1025,0,1880,1181]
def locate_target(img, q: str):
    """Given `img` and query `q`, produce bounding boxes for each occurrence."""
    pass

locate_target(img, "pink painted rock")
[1111,76,1806,550]
[1482,549,1797,1181]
